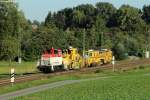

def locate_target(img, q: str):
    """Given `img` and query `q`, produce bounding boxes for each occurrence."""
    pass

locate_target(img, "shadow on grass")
[0,72,39,79]
[22,72,38,75]
[0,74,10,78]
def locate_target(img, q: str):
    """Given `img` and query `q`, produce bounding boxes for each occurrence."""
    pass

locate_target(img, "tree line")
[0,2,150,61]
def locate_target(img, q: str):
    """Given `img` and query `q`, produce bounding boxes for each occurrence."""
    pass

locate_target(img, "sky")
[16,0,150,22]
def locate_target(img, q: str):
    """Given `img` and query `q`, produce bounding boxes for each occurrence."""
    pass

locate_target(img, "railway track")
[0,59,150,86]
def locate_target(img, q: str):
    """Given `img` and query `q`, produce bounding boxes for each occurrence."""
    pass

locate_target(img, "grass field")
[0,71,109,95]
[13,67,150,100]
[0,61,37,78]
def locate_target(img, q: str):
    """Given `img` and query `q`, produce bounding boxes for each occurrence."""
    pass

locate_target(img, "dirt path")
[0,76,113,100]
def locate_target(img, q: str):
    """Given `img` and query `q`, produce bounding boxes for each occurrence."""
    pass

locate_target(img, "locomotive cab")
[37,48,63,72]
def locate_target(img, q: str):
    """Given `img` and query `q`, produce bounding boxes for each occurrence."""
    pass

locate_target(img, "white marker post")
[145,51,150,58]
[11,68,15,86]
[18,57,22,64]
[112,56,115,72]
[51,65,54,71]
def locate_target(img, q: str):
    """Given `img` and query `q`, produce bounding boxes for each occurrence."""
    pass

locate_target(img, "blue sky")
[16,0,150,22]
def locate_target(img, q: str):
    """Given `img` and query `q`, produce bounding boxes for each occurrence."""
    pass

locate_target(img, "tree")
[33,20,40,26]
[60,8,73,29]
[142,5,150,24]
[0,3,19,38]
[0,36,18,64]
[75,4,95,16]
[96,2,116,21]
[112,5,146,33]
[72,10,86,28]
[1,2,150,61]
[113,43,127,60]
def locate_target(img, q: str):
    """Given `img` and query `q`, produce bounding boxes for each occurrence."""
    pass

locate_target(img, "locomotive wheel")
[101,59,105,65]
[90,63,96,67]
[90,63,93,67]
[53,65,65,72]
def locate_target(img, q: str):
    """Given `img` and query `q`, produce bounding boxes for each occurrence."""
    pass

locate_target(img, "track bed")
[0,59,150,86]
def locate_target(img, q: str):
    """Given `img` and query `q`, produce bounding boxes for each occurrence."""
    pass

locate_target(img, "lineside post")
[51,65,54,71]
[145,51,150,58]
[10,68,15,86]
[112,56,115,72]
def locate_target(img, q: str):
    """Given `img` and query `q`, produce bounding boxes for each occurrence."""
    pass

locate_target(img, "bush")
[138,65,145,69]
[113,43,128,60]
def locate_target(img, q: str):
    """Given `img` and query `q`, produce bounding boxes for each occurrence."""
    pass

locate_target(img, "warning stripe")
[11,73,15,78]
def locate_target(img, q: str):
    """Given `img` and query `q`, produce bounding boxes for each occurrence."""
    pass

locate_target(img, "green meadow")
[0,62,37,78]
[13,66,150,100]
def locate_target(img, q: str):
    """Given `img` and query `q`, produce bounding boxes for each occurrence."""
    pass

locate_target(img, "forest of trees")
[0,2,150,61]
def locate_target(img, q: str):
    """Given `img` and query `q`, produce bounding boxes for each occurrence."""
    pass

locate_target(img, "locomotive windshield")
[54,49,58,54]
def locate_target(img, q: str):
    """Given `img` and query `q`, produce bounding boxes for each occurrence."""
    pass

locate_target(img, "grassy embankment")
[13,66,150,100]
[0,61,37,78]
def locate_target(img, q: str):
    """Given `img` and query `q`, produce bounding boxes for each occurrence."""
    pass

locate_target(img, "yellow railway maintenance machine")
[63,47,83,70]
[63,47,113,70]
[84,50,100,67]
[99,49,112,64]
[84,49,112,67]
